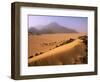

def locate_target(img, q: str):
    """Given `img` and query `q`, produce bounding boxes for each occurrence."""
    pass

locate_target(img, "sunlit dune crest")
[28,37,87,66]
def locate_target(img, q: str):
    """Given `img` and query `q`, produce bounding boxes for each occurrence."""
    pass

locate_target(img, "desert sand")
[28,33,87,66]
[28,33,86,57]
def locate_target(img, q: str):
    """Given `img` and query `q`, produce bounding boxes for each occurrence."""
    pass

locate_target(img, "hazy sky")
[28,15,88,32]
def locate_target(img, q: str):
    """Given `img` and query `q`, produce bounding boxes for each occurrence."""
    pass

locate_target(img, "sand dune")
[28,33,86,57]
[28,39,86,66]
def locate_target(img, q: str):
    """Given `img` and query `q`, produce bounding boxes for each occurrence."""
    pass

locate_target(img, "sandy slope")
[28,33,86,57]
[28,39,86,66]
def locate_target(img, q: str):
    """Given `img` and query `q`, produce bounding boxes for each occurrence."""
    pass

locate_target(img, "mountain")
[40,23,78,33]
[28,27,39,34]
[28,22,78,34]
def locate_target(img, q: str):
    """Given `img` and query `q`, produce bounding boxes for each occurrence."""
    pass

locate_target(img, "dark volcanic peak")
[28,22,78,34]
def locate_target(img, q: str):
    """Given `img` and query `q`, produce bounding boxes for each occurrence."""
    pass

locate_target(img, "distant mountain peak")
[47,22,64,28]
[28,22,78,34]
